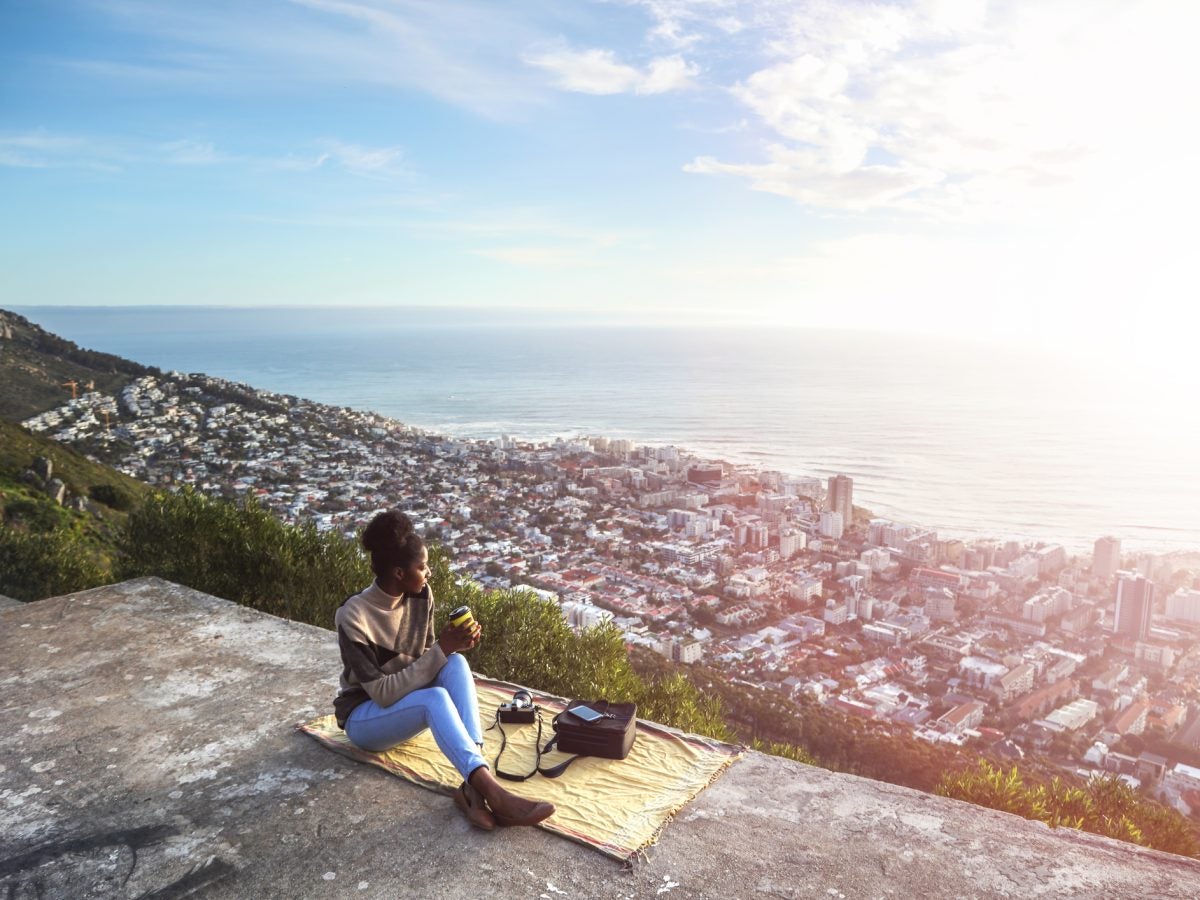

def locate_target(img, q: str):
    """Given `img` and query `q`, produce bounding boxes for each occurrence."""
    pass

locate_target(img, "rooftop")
[4,578,1200,898]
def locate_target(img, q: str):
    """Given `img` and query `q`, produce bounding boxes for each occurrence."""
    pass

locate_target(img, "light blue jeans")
[344,653,487,781]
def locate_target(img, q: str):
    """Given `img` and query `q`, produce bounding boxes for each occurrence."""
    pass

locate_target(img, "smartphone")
[572,705,604,723]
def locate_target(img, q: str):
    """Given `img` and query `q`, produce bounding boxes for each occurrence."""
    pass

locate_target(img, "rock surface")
[3,578,1199,899]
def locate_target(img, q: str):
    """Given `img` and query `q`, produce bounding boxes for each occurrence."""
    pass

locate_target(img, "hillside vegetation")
[0,308,158,422]
[0,419,150,600]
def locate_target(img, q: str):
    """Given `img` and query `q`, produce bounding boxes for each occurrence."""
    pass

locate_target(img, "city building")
[924,591,956,622]
[936,700,986,735]
[826,474,853,524]
[1113,572,1154,641]
[994,663,1036,701]
[1166,588,1200,624]
[779,528,805,560]
[1093,535,1121,579]
[1042,698,1099,732]
[819,510,844,540]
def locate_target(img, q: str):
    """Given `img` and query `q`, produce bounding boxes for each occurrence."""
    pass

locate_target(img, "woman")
[334,509,554,829]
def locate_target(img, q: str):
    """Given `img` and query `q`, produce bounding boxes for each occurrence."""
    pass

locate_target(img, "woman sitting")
[333,509,554,829]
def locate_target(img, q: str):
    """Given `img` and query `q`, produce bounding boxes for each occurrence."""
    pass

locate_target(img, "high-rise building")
[779,528,805,560]
[1093,536,1121,579]
[827,474,853,525]
[1166,588,1200,624]
[819,510,844,540]
[1113,572,1154,641]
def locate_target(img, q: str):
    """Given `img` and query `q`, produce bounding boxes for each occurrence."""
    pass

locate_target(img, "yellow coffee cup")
[448,605,475,629]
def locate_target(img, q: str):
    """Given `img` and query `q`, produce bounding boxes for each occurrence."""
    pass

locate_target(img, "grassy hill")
[0,418,151,600]
[0,308,159,422]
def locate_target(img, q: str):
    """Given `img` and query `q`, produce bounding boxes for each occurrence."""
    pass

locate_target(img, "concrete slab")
[3,578,1200,899]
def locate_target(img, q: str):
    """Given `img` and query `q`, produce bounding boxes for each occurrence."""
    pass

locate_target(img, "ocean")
[11,305,1199,555]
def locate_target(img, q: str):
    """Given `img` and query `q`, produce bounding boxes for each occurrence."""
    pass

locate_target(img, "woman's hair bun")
[362,509,414,554]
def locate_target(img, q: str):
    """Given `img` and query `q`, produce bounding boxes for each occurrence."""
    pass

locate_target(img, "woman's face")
[396,544,430,596]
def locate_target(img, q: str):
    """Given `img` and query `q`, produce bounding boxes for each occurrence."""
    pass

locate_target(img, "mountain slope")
[0,308,159,422]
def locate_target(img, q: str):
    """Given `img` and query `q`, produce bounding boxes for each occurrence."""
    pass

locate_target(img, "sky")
[2,0,1197,366]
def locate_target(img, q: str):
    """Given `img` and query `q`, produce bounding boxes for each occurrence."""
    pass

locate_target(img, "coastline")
[8,304,1199,556]
[395,416,1182,557]
[333,405,1200,559]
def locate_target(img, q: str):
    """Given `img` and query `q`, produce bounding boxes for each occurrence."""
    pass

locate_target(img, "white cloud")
[525,47,641,94]
[684,148,944,212]
[76,0,548,118]
[525,45,697,95]
[160,139,224,165]
[316,141,409,179]
[640,55,699,94]
[0,131,411,181]
[0,132,127,170]
[625,0,748,49]
[682,0,1200,224]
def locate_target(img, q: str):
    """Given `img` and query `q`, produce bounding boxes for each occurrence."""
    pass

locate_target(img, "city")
[23,372,1200,821]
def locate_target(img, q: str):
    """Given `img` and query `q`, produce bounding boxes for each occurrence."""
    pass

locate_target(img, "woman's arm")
[337,625,448,709]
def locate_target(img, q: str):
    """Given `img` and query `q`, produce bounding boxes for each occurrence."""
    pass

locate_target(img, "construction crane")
[62,380,79,399]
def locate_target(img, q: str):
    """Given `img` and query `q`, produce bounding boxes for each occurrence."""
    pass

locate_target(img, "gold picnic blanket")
[298,675,744,861]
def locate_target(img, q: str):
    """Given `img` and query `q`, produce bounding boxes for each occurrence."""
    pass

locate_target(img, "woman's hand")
[438,620,482,655]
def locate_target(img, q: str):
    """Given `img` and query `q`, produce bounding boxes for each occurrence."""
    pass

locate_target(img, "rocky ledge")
[3,578,1200,898]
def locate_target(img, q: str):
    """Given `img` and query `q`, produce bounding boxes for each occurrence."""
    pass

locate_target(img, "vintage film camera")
[498,689,536,724]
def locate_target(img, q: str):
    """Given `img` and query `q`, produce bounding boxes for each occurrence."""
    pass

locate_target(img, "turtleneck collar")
[364,580,430,610]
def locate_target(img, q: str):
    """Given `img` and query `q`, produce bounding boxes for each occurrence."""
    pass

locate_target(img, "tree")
[937,761,1200,858]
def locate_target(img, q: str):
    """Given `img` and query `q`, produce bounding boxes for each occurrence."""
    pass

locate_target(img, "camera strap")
[487,708,580,781]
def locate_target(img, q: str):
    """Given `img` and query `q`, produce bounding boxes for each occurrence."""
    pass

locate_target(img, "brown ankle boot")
[489,793,555,827]
[453,781,496,830]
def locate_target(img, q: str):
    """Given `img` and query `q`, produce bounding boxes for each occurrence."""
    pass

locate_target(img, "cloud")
[71,0,549,118]
[684,149,944,212]
[311,141,410,179]
[0,131,411,181]
[0,133,126,170]
[160,139,224,165]
[525,45,698,95]
[679,0,1198,223]
[624,0,748,49]
[640,55,699,94]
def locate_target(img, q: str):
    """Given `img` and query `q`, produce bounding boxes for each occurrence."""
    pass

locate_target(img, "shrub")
[4,497,66,532]
[937,760,1200,858]
[89,483,135,511]
[117,487,370,626]
[750,739,817,766]
[0,526,108,601]
[429,559,731,738]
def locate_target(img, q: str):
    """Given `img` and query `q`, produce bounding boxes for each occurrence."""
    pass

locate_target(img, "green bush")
[937,760,1200,858]
[4,497,67,532]
[117,487,370,626]
[750,739,817,765]
[0,525,109,601]
[89,483,135,511]
[427,557,732,739]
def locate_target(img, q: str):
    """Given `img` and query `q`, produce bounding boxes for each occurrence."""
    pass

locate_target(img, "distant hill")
[0,308,159,422]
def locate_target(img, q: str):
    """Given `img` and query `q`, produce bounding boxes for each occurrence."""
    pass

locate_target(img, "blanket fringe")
[626,744,748,864]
